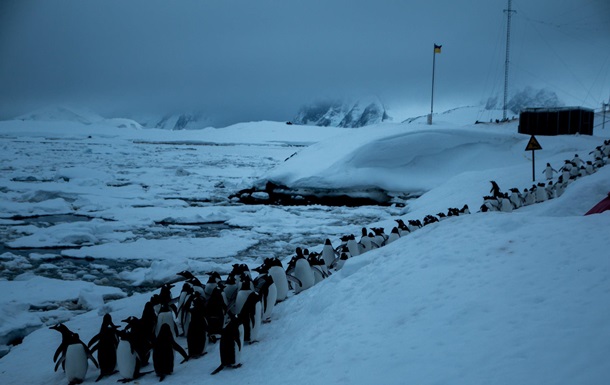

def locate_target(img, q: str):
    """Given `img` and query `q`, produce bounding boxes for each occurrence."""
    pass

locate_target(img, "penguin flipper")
[286,274,302,288]
[53,343,66,363]
[54,355,65,372]
[87,333,100,348]
[172,341,189,362]
[211,364,225,375]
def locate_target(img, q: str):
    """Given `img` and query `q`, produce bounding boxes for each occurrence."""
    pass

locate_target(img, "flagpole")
[429,44,441,125]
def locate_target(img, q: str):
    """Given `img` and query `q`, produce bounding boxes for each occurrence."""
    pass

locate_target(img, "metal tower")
[503,0,516,121]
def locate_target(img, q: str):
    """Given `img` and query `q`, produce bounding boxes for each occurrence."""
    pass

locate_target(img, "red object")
[585,192,610,215]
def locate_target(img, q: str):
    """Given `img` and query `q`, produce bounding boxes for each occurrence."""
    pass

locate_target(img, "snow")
[0,106,609,385]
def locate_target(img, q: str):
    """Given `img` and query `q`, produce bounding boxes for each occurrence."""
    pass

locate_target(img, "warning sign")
[525,135,542,151]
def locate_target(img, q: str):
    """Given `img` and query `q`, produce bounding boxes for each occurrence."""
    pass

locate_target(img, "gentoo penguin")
[254,271,277,322]
[358,227,373,253]
[407,219,422,232]
[459,204,470,215]
[87,313,119,381]
[372,227,388,247]
[121,316,153,370]
[65,332,99,385]
[205,285,228,341]
[535,183,548,203]
[254,257,289,303]
[499,193,513,212]
[116,329,152,383]
[386,227,400,244]
[50,323,74,373]
[155,303,179,339]
[394,219,410,236]
[176,270,205,296]
[343,234,361,257]
[235,274,262,344]
[204,271,222,300]
[211,314,243,375]
[332,252,350,271]
[321,239,338,268]
[292,253,314,294]
[185,292,208,358]
[176,283,194,335]
[308,253,329,284]
[223,273,241,314]
[153,323,188,381]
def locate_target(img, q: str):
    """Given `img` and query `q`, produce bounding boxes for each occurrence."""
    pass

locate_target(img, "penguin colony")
[49,205,473,383]
[480,140,610,212]
[49,139,610,383]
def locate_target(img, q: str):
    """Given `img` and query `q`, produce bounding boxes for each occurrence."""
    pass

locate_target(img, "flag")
[434,44,442,54]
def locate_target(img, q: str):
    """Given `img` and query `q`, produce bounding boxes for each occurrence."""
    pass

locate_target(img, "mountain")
[294,97,390,128]
[134,112,212,130]
[485,87,564,115]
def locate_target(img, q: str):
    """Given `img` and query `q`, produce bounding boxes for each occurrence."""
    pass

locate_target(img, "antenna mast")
[503,0,516,121]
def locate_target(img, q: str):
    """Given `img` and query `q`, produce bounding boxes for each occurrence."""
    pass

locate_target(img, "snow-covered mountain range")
[293,96,390,127]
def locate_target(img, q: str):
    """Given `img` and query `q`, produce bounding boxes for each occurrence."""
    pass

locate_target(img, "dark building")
[518,107,594,136]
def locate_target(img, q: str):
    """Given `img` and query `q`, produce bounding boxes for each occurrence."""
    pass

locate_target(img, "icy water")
[1,134,401,294]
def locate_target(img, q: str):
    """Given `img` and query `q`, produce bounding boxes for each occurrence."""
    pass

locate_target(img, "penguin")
[292,253,314,294]
[50,323,74,373]
[235,274,262,344]
[116,329,152,383]
[185,292,208,359]
[65,332,99,385]
[386,227,400,244]
[321,239,338,268]
[459,204,470,215]
[87,313,119,382]
[344,235,361,257]
[223,273,240,314]
[535,183,548,203]
[407,219,422,232]
[155,303,179,339]
[176,282,194,335]
[204,271,222,300]
[308,253,328,285]
[372,227,388,247]
[152,323,188,381]
[260,257,289,303]
[254,271,277,322]
[499,193,513,212]
[332,252,350,271]
[121,316,153,370]
[206,285,228,341]
[358,228,371,252]
[176,270,205,296]
[211,314,243,375]
[394,219,410,236]
[140,301,157,341]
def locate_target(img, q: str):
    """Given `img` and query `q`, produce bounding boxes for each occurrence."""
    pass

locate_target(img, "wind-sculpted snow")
[0,106,609,384]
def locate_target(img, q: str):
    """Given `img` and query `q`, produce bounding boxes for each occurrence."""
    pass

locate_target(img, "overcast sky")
[1,0,608,125]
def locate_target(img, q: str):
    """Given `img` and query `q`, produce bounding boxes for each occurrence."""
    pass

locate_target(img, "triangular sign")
[525,135,542,151]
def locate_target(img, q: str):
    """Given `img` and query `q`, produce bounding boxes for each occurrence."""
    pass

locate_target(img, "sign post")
[525,135,542,182]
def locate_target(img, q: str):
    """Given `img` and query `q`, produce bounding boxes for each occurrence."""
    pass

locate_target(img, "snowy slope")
[0,106,609,385]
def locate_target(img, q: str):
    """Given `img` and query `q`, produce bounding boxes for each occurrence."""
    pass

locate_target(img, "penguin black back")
[153,323,188,381]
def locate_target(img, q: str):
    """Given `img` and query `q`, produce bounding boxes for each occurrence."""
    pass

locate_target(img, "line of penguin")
[49,202,475,384]
[480,139,610,213]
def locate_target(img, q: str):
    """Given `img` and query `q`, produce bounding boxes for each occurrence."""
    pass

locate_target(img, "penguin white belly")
[251,301,263,341]
[263,283,277,320]
[155,312,177,338]
[268,266,288,302]
[321,245,336,267]
[346,239,360,256]
[116,340,136,380]
[65,344,88,383]
[386,233,400,244]
[294,259,314,293]
[235,324,244,364]
[312,266,324,285]
[235,290,251,315]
